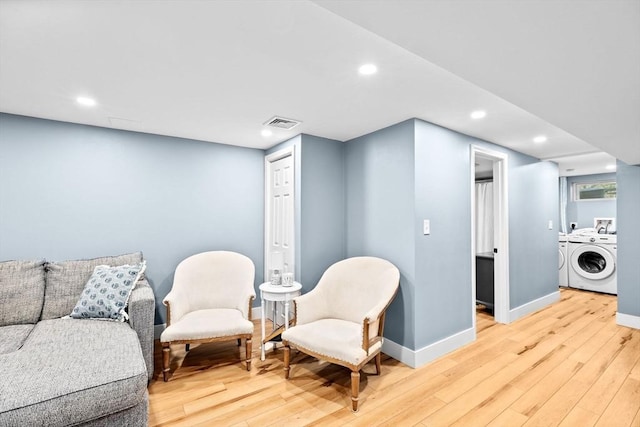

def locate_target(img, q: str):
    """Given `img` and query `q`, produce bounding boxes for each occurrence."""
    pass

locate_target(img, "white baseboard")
[382,327,476,369]
[616,312,640,329]
[509,291,560,323]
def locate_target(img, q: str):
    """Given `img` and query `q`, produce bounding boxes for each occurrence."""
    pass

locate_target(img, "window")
[572,181,616,201]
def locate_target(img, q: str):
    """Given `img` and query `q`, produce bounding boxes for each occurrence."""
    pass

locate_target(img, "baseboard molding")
[383,327,476,369]
[616,312,640,330]
[154,323,166,340]
[509,290,560,323]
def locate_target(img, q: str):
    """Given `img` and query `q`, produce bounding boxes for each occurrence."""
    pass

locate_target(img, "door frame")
[264,146,296,281]
[470,145,510,325]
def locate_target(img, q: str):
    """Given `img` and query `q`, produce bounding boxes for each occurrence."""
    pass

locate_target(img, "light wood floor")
[148,289,640,426]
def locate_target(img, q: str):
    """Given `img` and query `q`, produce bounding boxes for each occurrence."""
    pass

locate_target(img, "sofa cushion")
[42,252,143,320]
[0,318,148,427]
[0,260,46,326]
[0,324,35,354]
[71,262,146,321]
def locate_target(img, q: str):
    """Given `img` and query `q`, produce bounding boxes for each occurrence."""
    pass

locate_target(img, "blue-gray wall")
[266,134,345,294]
[565,173,617,230]
[345,120,416,348]
[0,113,264,324]
[345,118,558,350]
[414,120,471,348]
[414,119,558,347]
[616,161,640,317]
[299,134,346,292]
[506,151,559,309]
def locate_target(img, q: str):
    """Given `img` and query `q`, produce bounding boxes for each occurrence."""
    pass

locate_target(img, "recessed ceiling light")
[358,63,377,75]
[533,135,548,143]
[261,129,273,137]
[470,110,486,119]
[605,164,616,170]
[76,96,96,107]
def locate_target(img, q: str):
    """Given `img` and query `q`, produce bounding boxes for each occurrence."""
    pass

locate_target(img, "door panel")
[267,154,294,277]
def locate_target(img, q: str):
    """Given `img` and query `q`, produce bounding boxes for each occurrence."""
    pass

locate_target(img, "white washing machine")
[568,233,617,295]
[559,233,568,287]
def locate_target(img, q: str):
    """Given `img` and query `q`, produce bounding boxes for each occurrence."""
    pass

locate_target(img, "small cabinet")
[476,252,494,312]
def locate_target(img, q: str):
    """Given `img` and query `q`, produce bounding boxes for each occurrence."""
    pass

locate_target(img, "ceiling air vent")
[264,116,301,130]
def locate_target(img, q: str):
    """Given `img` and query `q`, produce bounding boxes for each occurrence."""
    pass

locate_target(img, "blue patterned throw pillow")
[70,261,146,321]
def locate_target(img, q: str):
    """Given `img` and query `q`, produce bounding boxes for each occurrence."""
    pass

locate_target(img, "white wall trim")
[470,146,510,325]
[509,291,560,323]
[381,337,417,368]
[616,312,640,329]
[382,327,476,369]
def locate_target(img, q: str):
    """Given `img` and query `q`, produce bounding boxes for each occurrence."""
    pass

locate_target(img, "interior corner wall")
[344,120,416,349]
[299,134,345,292]
[616,161,640,318]
[565,173,617,230]
[414,120,473,348]
[0,113,265,324]
[506,153,559,309]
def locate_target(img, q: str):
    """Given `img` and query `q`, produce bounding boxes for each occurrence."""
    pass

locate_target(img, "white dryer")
[559,233,568,287]
[568,233,617,295]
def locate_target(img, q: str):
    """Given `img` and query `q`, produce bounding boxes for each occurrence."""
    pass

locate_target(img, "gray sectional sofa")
[0,252,155,426]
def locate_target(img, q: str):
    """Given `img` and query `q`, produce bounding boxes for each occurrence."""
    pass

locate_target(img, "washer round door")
[559,247,566,271]
[570,244,615,280]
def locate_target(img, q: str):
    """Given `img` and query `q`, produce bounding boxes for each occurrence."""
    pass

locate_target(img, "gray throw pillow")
[70,261,146,321]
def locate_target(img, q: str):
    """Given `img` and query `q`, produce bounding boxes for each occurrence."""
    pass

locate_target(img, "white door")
[265,149,295,280]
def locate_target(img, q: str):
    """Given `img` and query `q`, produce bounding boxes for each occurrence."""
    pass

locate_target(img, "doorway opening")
[471,146,510,328]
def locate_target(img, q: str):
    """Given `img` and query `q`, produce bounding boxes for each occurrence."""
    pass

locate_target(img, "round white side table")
[259,281,302,361]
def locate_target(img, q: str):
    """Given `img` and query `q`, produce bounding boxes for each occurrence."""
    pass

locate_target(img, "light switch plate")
[548,220,553,230]
[423,219,430,235]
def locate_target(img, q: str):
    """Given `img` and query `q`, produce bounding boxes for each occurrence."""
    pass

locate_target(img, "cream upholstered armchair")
[281,256,400,412]
[160,251,256,381]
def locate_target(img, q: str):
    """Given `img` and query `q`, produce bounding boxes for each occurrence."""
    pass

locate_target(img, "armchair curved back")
[312,257,400,323]
[172,251,255,319]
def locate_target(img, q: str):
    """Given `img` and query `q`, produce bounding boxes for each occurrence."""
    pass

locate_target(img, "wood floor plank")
[594,377,640,427]
[147,289,638,427]
[486,408,529,427]
[557,405,599,427]
[577,329,640,415]
[511,357,584,417]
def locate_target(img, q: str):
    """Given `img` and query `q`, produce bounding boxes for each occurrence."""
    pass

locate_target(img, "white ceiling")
[1,1,638,176]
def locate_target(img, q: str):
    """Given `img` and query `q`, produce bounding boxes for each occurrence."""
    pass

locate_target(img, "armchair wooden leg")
[245,337,252,371]
[375,352,382,375]
[237,338,242,346]
[283,340,290,379]
[351,371,360,412]
[162,342,171,382]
